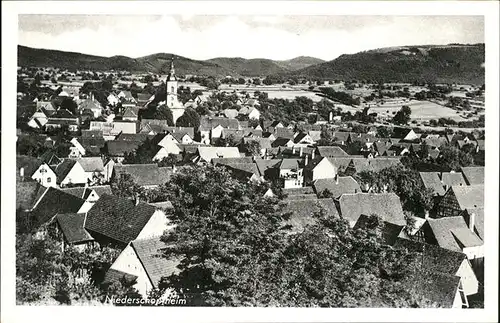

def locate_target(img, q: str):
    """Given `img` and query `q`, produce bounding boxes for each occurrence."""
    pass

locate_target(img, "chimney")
[364,183,369,192]
[312,150,315,160]
[335,174,339,184]
[292,146,296,155]
[329,111,333,122]
[134,193,140,206]
[469,212,475,232]
[20,167,25,181]
[172,164,177,173]
[299,147,303,157]
[304,154,309,166]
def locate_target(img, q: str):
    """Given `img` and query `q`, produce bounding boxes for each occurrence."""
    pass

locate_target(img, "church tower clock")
[165,57,185,125]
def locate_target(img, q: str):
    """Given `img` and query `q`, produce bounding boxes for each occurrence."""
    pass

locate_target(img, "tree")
[153,166,434,307]
[152,105,174,125]
[176,108,200,129]
[110,173,144,200]
[393,105,411,125]
[243,140,261,156]
[436,144,474,171]
[60,98,78,115]
[252,78,261,86]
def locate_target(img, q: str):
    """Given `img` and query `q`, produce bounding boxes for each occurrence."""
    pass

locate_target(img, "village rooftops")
[106,140,142,157]
[16,181,47,211]
[316,146,349,157]
[282,198,339,233]
[419,172,446,196]
[31,187,85,225]
[441,172,466,187]
[196,147,241,163]
[426,216,483,252]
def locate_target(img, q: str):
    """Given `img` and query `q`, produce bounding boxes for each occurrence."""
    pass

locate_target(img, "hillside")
[274,56,325,71]
[205,57,287,77]
[285,44,485,85]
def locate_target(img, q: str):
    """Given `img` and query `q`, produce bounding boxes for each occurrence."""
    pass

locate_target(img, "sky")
[18,15,484,61]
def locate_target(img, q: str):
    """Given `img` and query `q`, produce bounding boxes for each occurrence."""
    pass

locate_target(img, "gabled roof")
[103,268,138,286]
[271,137,293,148]
[54,159,78,183]
[113,164,172,187]
[426,216,483,252]
[217,162,260,178]
[293,132,312,144]
[199,116,239,131]
[254,159,281,177]
[85,194,158,244]
[31,187,85,225]
[122,106,139,118]
[78,99,102,111]
[274,128,295,139]
[441,172,466,187]
[131,238,181,288]
[56,213,94,244]
[450,185,484,210]
[327,157,358,170]
[333,131,350,142]
[419,172,446,196]
[393,238,467,275]
[316,146,348,157]
[212,157,255,166]
[462,208,484,240]
[279,158,301,170]
[349,158,402,173]
[338,193,405,226]
[282,198,339,233]
[74,157,104,172]
[106,140,141,156]
[392,127,414,139]
[460,167,484,185]
[283,186,315,196]
[39,151,62,166]
[116,133,154,142]
[313,176,361,199]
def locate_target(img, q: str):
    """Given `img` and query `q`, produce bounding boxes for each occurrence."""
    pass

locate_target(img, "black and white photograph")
[1,1,499,323]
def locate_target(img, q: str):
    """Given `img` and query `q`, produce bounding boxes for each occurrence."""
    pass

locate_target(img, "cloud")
[18,15,484,61]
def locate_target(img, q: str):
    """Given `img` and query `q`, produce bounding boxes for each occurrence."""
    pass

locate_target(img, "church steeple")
[167,56,176,81]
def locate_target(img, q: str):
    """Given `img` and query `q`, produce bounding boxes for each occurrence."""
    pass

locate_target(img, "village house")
[54,213,97,252]
[313,176,362,199]
[336,192,406,227]
[393,238,478,306]
[392,127,419,141]
[420,216,484,261]
[17,155,57,187]
[78,97,103,118]
[278,159,304,189]
[112,164,172,189]
[122,106,140,122]
[68,137,86,158]
[27,106,54,129]
[315,146,349,158]
[104,237,180,298]
[192,147,241,164]
[84,194,173,249]
[105,140,142,163]
[53,159,88,187]
[198,117,240,145]
[303,156,337,185]
[435,185,484,218]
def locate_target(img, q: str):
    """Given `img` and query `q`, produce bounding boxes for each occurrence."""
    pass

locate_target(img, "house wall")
[60,162,88,186]
[248,110,260,120]
[312,159,337,181]
[436,190,462,218]
[153,148,170,162]
[158,134,179,147]
[456,259,479,296]
[200,130,211,144]
[181,135,193,144]
[404,130,419,141]
[136,210,172,240]
[109,244,152,297]
[211,126,224,139]
[32,164,57,187]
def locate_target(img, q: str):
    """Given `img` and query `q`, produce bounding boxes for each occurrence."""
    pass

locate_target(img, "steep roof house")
[104,237,180,297]
[313,176,361,199]
[337,193,406,227]
[85,194,172,248]
[30,186,86,227]
[460,167,484,185]
[435,185,484,218]
[303,156,337,185]
[112,164,172,188]
[316,146,349,158]
[54,159,88,187]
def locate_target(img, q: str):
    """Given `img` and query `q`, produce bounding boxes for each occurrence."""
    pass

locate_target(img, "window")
[171,86,174,93]
[47,177,51,183]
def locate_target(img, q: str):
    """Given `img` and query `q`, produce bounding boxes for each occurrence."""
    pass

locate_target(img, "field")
[367,99,469,122]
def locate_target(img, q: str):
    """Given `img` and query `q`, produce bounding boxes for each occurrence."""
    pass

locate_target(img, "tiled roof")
[85,194,158,244]
[148,201,174,210]
[441,172,466,187]
[283,186,315,196]
[279,159,301,170]
[350,158,402,173]
[327,157,357,171]
[419,172,446,196]
[282,198,339,233]
[460,167,484,185]
[274,128,294,139]
[393,238,466,275]
[106,140,141,156]
[131,238,181,288]
[316,146,348,157]
[242,137,272,149]
[103,268,138,286]
[392,127,413,139]
[199,116,239,131]
[217,162,260,178]
[54,159,78,183]
[426,216,483,252]
[462,208,484,240]
[74,157,104,172]
[283,194,318,201]
[113,164,172,187]
[407,271,461,308]
[254,159,281,177]
[56,213,94,244]
[78,99,102,111]
[451,185,484,210]
[89,185,113,197]
[313,176,361,198]
[211,157,254,165]
[31,187,85,225]
[338,193,405,226]
[116,133,154,142]
[271,137,293,148]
